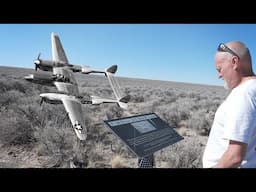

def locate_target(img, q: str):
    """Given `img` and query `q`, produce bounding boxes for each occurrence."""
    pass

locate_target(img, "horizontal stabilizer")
[117,101,128,110]
[119,95,130,103]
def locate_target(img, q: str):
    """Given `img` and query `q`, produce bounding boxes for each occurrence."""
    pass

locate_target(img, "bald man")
[203,41,256,168]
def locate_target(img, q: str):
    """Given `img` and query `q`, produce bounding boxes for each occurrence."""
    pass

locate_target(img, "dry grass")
[111,155,127,168]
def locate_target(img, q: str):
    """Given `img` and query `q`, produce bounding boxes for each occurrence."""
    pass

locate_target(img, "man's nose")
[218,73,222,79]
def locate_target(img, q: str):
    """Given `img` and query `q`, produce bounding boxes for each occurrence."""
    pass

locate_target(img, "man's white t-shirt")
[203,79,256,168]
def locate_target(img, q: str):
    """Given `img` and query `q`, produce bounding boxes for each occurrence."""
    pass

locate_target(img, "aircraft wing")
[61,97,87,140]
[51,32,69,63]
[53,67,79,96]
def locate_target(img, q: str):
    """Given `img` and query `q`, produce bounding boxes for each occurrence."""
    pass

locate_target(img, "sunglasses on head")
[217,43,240,59]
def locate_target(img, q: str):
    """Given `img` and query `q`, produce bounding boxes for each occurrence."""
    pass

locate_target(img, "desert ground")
[0,66,228,168]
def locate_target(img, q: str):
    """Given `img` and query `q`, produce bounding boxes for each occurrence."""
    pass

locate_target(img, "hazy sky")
[1,24,256,86]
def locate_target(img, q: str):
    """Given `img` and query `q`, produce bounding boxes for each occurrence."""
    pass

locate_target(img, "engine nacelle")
[24,73,55,86]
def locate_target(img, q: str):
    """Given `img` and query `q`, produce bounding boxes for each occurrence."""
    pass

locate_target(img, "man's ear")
[231,56,239,71]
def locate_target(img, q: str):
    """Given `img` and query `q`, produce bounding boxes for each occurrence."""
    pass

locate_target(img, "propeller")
[34,53,41,71]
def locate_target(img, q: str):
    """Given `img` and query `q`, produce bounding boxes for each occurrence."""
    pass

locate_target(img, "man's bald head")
[216,41,253,76]
[225,41,253,75]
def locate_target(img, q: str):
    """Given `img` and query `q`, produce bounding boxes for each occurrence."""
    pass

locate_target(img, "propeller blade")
[34,53,41,71]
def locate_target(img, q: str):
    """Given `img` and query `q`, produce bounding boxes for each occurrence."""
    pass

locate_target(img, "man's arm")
[213,140,247,168]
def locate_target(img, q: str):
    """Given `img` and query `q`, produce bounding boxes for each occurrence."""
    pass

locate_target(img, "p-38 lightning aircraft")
[24,32,129,140]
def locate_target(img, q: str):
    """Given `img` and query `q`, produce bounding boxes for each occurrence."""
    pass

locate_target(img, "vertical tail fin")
[106,65,118,74]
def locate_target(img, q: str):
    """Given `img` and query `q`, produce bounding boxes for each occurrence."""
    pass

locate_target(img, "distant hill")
[0,65,222,89]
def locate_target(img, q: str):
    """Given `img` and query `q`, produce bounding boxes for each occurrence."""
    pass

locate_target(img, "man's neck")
[238,75,256,87]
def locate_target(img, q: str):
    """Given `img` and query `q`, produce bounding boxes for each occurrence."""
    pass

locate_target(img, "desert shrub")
[34,105,92,168]
[84,115,100,140]
[0,90,25,109]
[165,95,178,104]
[106,105,124,120]
[12,81,28,94]
[177,92,187,98]
[35,84,54,93]
[130,94,144,103]
[0,81,10,93]
[155,137,203,168]
[138,99,159,114]
[0,115,18,145]
[124,87,131,95]
[11,118,36,145]
[149,100,161,113]
[94,87,113,97]
[0,79,29,94]
[157,94,177,104]
[187,109,213,136]
[200,99,221,113]
[198,95,208,100]
[109,137,134,158]
[157,106,181,128]
[111,155,127,168]
[35,120,75,167]
[0,113,36,146]
[164,90,175,97]
[156,100,190,128]
[189,100,200,111]
[80,80,100,88]
[0,91,19,108]
[16,105,52,129]
[188,92,201,101]
[87,141,106,163]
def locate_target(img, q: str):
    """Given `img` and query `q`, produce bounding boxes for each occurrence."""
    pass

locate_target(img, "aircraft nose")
[34,59,40,65]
